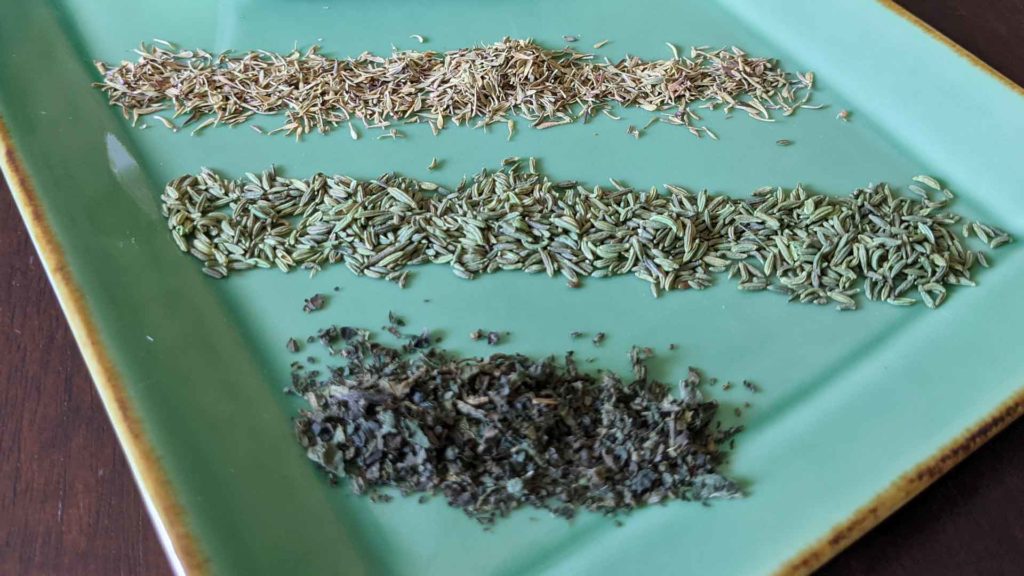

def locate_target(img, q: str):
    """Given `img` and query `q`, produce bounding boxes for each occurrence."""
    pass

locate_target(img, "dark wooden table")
[2,2,1022,574]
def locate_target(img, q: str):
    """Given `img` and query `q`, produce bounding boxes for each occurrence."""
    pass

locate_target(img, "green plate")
[2,1,1022,574]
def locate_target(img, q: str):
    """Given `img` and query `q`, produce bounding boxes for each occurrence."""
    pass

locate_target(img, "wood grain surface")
[1,1,1022,574]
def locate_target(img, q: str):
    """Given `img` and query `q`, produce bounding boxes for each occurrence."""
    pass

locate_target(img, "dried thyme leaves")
[291,325,741,524]
[163,163,1011,310]
[96,38,815,139]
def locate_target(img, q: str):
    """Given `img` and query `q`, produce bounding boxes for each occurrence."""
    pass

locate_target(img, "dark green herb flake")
[303,293,327,313]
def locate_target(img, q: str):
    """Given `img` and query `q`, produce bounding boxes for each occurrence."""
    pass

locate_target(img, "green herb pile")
[291,323,741,524]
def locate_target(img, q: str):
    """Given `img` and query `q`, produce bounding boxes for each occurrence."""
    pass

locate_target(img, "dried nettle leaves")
[291,325,742,525]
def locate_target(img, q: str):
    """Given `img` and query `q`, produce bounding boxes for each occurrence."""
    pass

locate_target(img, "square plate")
[2,1,1022,574]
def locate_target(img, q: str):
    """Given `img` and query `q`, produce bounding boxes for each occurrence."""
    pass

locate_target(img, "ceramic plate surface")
[1,1,1022,574]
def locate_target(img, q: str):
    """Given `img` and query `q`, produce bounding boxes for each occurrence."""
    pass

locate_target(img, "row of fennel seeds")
[162,162,1010,310]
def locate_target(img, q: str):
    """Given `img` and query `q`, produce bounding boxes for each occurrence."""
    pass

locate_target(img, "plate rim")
[777,2,1024,571]
[0,124,204,575]
[0,1,1021,574]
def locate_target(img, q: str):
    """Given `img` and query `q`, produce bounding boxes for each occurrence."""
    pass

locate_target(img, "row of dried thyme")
[162,161,1011,310]
[96,38,815,139]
